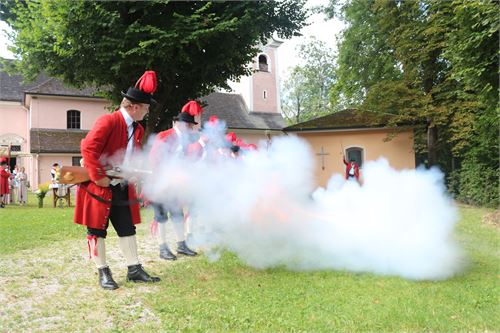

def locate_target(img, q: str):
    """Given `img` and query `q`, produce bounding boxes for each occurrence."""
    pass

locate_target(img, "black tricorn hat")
[121,87,157,105]
[173,112,198,124]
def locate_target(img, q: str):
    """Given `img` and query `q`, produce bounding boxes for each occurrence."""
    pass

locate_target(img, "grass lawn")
[0,194,499,332]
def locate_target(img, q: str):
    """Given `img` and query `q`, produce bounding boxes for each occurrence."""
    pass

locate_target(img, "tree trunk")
[427,121,438,166]
[296,96,301,123]
[144,85,174,138]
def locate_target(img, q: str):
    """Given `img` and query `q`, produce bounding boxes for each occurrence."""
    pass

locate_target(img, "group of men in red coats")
[74,70,255,290]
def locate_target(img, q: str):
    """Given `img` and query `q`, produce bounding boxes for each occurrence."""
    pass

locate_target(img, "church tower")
[227,37,283,114]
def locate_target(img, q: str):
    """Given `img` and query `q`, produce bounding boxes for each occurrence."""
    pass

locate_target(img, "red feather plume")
[226,132,236,143]
[181,101,204,116]
[246,143,258,150]
[135,70,157,94]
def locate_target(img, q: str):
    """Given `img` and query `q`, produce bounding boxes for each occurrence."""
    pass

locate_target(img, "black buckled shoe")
[160,245,177,261]
[176,241,198,256]
[98,266,119,290]
[126,264,161,283]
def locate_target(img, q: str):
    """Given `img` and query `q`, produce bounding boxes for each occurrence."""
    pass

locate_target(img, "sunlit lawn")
[0,193,499,332]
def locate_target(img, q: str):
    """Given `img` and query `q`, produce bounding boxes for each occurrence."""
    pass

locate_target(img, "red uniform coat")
[149,128,179,165]
[74,110,144,229]
[343,158,360,180]
[0,168,10,195]
[187,140,204,160]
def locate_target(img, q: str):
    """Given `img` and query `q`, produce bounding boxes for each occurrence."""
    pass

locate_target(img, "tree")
[325,0,498,206]
[281,37,336,124]
[0,0,307,134]
[443,0,499,207]
[281,66,308,123]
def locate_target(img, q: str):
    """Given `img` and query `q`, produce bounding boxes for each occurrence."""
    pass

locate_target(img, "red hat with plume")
[174,100,204,125]
[246,143,258,151]
[202,115,220,129]
[225,132,237,144]
[121,70,157,105]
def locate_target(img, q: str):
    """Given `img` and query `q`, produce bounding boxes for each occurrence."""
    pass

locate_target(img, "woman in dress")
[16,166,28,205]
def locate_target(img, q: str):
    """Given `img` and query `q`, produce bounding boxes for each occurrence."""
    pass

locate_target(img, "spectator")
[0,159,10,208]
[16,166,28,205]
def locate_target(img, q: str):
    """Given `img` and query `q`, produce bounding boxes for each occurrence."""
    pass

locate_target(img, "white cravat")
[173,125,184,156]
[120,107,135,163]
[199,138,207,160]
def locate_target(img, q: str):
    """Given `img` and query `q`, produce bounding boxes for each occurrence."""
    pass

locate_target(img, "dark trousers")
[87,184,136,238]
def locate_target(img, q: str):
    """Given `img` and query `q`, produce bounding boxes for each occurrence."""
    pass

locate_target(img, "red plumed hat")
[226,132,236,143]
[246,143,258,151]
[203,115,219,129]
[181,100,204,116]
[121,70,157,105]
[135,70,157,94]
[0,156,7,164]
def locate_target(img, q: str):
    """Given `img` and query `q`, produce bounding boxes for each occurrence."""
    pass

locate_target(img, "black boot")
[177,241,198,256]
[126,264,161,283]
[160,244,177,261]
[98,266,119,290]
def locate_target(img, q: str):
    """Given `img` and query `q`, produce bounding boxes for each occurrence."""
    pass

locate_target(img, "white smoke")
[128,128,464,281]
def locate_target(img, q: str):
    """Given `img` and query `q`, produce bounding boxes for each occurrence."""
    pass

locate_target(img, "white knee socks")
[93,237,107,269]
[172,221,185,242]
[118,235,140,266]
[158,222,168,247]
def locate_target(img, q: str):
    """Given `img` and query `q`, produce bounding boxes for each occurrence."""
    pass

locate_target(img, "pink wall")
[252,48,279,113]
[0,102,31,180]
[28,95,110,130]
[0,102,28,143]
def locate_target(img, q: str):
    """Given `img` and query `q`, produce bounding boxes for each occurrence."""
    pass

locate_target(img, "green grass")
[0,193,82,254]
[0,197,499,332]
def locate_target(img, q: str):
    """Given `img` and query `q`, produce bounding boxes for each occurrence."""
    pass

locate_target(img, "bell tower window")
[258,54,269,72]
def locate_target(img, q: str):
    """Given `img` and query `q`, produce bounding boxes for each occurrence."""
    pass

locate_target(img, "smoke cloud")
[127,126,464,281]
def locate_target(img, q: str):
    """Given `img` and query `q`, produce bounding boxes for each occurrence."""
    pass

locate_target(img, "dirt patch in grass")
[0,226,172,332]
[482,210,500,229]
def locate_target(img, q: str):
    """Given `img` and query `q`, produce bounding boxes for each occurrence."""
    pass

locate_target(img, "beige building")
[284,109,416,187]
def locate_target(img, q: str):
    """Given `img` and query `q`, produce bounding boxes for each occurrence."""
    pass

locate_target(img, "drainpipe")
[34,153,39,190]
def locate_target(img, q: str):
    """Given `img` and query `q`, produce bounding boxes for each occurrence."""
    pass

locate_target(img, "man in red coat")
[148,101,202,260]
[74,71,160,290]
[0,158,10,208]
[343,156,360,182]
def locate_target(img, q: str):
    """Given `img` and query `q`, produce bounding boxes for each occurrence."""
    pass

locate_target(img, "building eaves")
[30,128,87,154]
[200,92,285,130]
[283,109,411,132]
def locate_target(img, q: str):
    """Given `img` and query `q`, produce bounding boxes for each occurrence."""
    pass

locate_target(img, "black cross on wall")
[316,146,330,170]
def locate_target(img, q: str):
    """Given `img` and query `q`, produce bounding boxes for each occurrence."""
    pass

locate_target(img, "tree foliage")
[0,0,307,133]
[325,0,498,206]
[281,37,336,124]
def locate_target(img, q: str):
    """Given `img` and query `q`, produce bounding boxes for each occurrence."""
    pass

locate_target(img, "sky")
[0,0,343,78]
[277,0,344,78]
